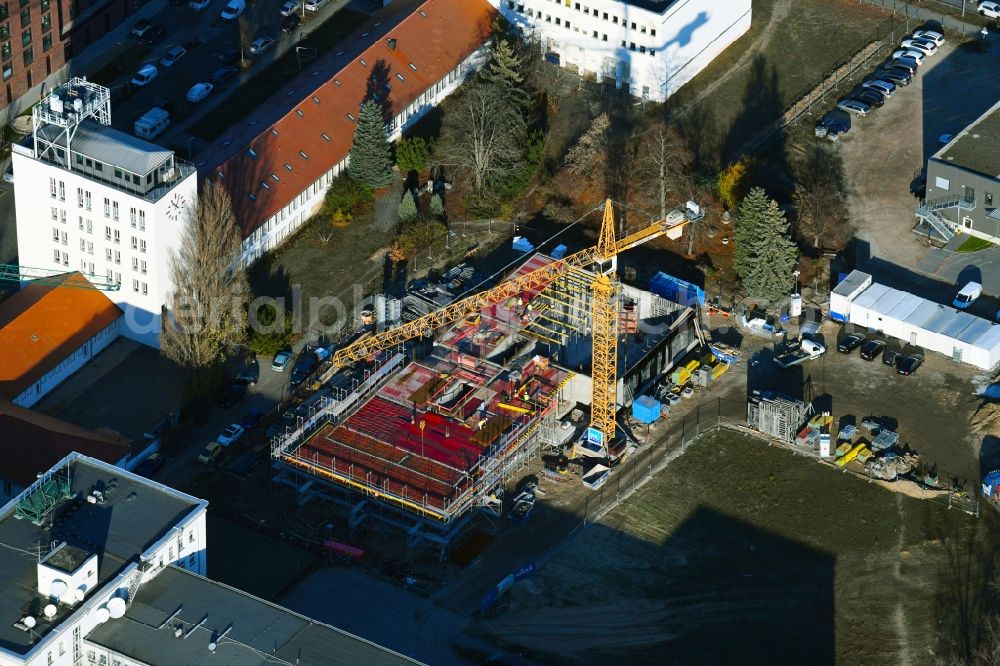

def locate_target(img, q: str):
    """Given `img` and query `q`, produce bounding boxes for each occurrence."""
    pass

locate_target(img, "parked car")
[280,13,300,33]
[876,66,912,86]
[216,424,246,447]
[953,281,983,309]
[855,89,885,109]
[818,111,850,136]
[279,0,300,15]
[211,65,239,85]
[218,381,246,408]
[897,354,924,375]
[160,46,187,68]
[190,0,211,9]
[885,58,917,76]
[3,165,13,183]
[131,18,152,37]
[913,29,944,45]
[980,0,1000,18]
[304,0,325,10]
[859,339,887,361]
[186,82,215,103]
[241,407,264,429]
[271,350,293,371]
[862,79,896,98]
[901,38,938,56]
[837,333,866,353]
[140,25,167,46]
[249,37,275,55]
[892,48,925,65]
[290,355,319,387]
[220,0,246,20]
[198,442,224,464]
[130,64,159,87]
[217,48,240,65]
[134,453,164,478]
[882,349,901,368]
[837,98,870,117]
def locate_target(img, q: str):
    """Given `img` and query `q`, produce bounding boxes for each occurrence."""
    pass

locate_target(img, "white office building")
[11,79,197,348]
[493,0,752,101]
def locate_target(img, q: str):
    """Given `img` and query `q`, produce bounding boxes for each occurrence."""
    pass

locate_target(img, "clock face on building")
[166,192,187,221]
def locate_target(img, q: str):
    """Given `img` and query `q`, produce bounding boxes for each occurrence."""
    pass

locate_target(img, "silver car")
[837,98,870,117]
[862,79,896,98]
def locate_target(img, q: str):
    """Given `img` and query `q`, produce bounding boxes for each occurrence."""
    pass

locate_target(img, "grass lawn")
[206,514,318,600]
[956,235,993,253]
[189,8,368,142]
[475,431,982,665]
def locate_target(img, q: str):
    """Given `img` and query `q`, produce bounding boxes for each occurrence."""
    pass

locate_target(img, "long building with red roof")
[199,0,496,263]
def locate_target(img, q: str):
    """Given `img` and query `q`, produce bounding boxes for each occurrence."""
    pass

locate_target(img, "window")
[112,201,119,220]
[132,278,139,292]
[77,187,83,207]
[2,44,10,66]
[0,5,6,20]
[103,197,110,216]
[52,227,59,241]
[114,272,121,284]
[140,260,147,274]
[86,219,92,234]
[50,206,57,220]
[141,282,147,295]
[58,181,64,201]
[935,176,950,191]
[320,133,331,142]
[60,230,67,245]
[130,235,137,249]
[131,257,138,270]
[78,215,83,230]
[79,238,85,251]
[246,148,256,158]
[139,239,146,253]
[0,23,8,40]
[40,12,49,32]
[650,28,656,37]
[19,26,27,45]
[104,225,111,240]
[84,191,91,210]
[631,21,636,29]
[114,250,120,264]
[987,192,994,206]
[59,209,65,224]
[86,241,93,255]
[105,248,111,260]
[49,177,56,198]
[53,248,60,263]
[641,25,646,33]
[299,151,308,159]
[138,210,145,230]
[113,229,120,244]
[130,207,136,226]
[18,7,26,27]
[61,251,67,266]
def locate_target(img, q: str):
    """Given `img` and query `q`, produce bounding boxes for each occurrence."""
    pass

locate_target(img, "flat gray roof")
[0,456,202,655]
[36,120,173,176]
[85,566,423,666]
[832,270,871,298]
[935,98,1000,179]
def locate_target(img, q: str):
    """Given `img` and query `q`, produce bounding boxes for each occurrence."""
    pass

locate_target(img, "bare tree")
[564,113,608,177]
[436,83,525,194]
[637,123,693,221]
[792,144,852,250]
[161,182,249,368]
[238,16,253,67]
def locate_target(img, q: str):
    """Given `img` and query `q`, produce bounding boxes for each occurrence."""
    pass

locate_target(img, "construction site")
[268,202,707,552]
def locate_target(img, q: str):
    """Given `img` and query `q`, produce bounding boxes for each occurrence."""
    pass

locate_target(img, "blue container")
[649,272,705,307]
[632,396,661,424]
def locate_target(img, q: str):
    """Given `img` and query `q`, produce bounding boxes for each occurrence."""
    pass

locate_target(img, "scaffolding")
[15,463,72,525]
[747,392,809,444]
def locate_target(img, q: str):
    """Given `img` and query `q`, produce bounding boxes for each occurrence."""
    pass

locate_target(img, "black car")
[855,89,885,109]
[290,355,319,387]
[859,339,886,361]
[837,333,866,353]
[211,66,239,85]
[218,381,247,407]
[877,66,912,86]
[140,24,167,46]
[896,354,924,375]
[882,349,901,367]
[280,13,300,34]
[134,453,164,478]
[217,49,241,65]
[236,359,259,385]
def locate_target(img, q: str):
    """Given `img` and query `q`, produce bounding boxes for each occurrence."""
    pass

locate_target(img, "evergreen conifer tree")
[349,101,393,190]
[733,187,799,305]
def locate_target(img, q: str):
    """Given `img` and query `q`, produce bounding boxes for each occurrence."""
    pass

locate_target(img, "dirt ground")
[471,430,979,665]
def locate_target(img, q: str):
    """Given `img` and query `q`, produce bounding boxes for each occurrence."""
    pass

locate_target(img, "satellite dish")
[43,604,57,619]
[23,616,36,628]
[94,607,110,624]
[107,597,126,619]
[50,580,68,598]
[75,585,87,601]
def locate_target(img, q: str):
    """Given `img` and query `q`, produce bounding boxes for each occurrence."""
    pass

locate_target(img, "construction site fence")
[859,0,990,26]
[574,399,979,535]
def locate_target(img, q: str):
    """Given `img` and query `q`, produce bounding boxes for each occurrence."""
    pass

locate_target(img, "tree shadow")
[364,58,394,124]
[248,252,293,301]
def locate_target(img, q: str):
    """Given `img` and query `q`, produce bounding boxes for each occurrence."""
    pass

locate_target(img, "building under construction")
[270,205,704,551]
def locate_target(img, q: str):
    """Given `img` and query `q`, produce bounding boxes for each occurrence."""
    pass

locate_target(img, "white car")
[160,46,187,67]
[130,64,158,87]
[980,1,1000,19]
[216,424,245,447]
[912,29,944,45]
[279,0,300,15]
[891,49,925,65]
[304,0,325,10]
[190,0,211,10]
[186,82,214,103]
[901,38,938,56]
[953,282,983,310]
[220,0,245,20]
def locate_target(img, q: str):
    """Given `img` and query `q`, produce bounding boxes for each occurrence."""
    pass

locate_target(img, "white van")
[953,282,982,309]
[134,107,170,140]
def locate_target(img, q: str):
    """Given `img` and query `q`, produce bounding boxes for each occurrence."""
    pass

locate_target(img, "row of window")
[514,5,659,57]
[52,207,148,231]
[51,223,147,251]
[509,1,657,35]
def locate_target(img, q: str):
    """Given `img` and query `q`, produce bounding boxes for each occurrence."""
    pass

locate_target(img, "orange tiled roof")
[206,0,496,238]
[0,273,124,401]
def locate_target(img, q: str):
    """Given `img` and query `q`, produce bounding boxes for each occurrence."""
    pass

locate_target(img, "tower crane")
[329,199,695,458]
[0,264,121,291]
